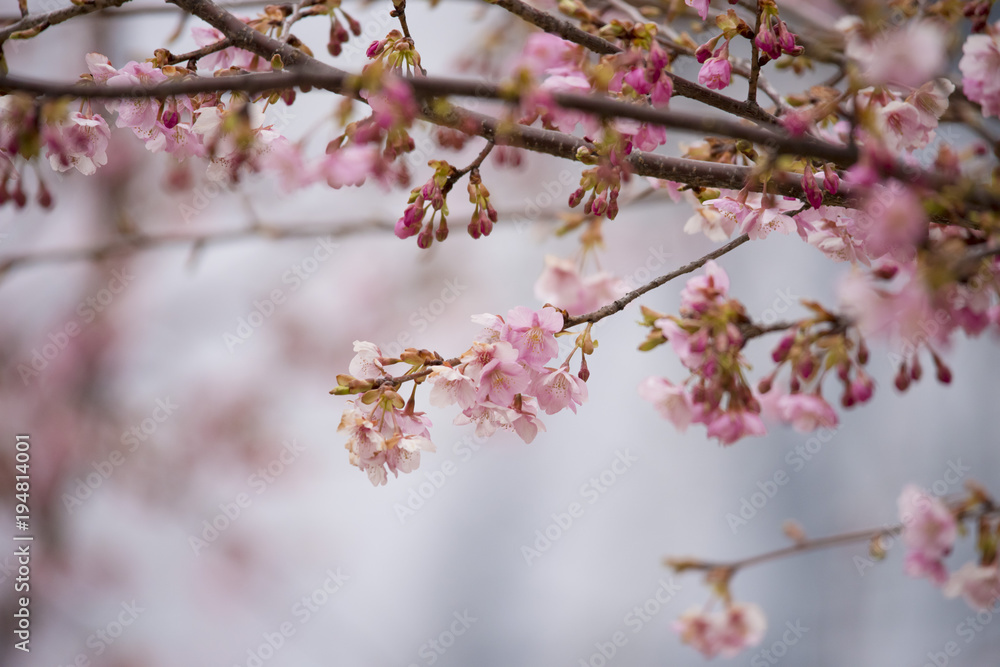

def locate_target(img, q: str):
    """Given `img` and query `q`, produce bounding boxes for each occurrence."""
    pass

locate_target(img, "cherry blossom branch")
[669,499,999,576]
[391,0,416,42]
[163,38,233,66]
[0,71,855,165]
[562,233,752,328]
[443,140,494,192]
[598,0,786,111]
[666,523,902,575]
[489,0,618,55]
[0,0,134,41]
[487,0,779,126]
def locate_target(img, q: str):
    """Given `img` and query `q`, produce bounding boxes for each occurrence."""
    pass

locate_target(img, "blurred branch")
[489,0,779,126]
[0,219,393,276]
[0,0,133,41]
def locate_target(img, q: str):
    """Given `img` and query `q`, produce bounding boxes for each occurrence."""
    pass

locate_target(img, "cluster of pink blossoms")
[337,307,589,485]
[338,343,436,486]
[674,601,767,658]
[638,261,767,445]
[639,261,869,443]
[898,485,1000,611]
[431,306,587,439]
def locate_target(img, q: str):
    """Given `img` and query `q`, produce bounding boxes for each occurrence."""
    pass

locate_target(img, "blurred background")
[2,1,999,666]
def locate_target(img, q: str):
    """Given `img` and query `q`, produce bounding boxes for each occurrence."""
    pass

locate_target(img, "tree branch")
[0,0,134,41]
[0,71,856,166]
[562,234,752,328]
[0,219,392,277]
[487,0,779,126]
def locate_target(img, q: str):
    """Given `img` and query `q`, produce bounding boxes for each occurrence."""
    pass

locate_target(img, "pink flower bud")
[822,163,840,194]
[802,164,823,208]
[755,24,781,60]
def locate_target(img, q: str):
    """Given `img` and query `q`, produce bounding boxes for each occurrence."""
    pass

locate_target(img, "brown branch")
[164,38,233,66]
[747,0,762,106]
[667,523,902,574]
[0,220,392,276]
[443,140,494,192]
[0,0,134,41]
[487,0,779,126]
[562,234,752,328]
[0,71,856,166]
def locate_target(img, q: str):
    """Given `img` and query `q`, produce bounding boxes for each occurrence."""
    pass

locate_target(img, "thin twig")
[443,140,495,192]
[164,38,233,66]
[0,220,392,276]
[669,523,903,574]
[562,234,752,328]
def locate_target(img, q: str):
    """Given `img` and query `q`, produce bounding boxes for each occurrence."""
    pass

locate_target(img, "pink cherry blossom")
[698,56,732,91]
[944,562,1000,611]
[320,144,378,189]
[776,393,839,433]
[472,313,509,344]
[534,255,626,316]
[349,340,385,379]
[104,61,169,137]
[504,306,563,369]
[261,137,314,191]
[638,376,693,432]
[898,484,957,584]
[529,366,588,414]
[705,196,795,241]
[44,111,110,175]
[510,396,546,443]
[674,602,767,658]
[959,26,1000,118]
[428,365,477,410]
[844,19,947,87]
[794,206,869,264]
[685,0,710,20]
[705,410,767,445]
[192,22,272,72]
[679,259,729,310]
[858,188,926,262]
[473,341,530,405]
[515,33,578,76]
